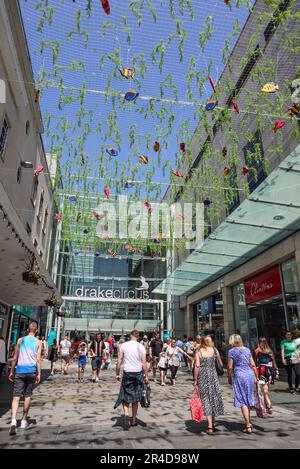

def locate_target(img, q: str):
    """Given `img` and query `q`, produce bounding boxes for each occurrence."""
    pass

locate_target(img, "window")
[243,130,267,193]
[31,177,38,206]
[0,116,9,161]
[37,191,44,223]
[42,207,48,235]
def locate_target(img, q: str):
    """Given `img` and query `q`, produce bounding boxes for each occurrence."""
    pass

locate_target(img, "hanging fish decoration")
[231,99,240,114]
[154,238,160,244]
[108,248,116,257]
[106,147,118,157]
[74,251,80,256]
[287,104,300,116]
[133,248,141,253]
[144,201,151,208]
[223,166,231,176]
[35,89,40,103]
[95,251,100,257]
[92,210,102,220]
[139,155,149,165]
[242,166,249,175]
[104,188,110,199]
[222,146,227,157]
[172,170,184,177]
[272,119,285,133]
[209,76,216,93]
[153,141,160,152]
[224,0,230,4]
[205,99,218,111]
[125,243,133,250]
[261,83,279,93]
[85,246,92,251]
[76,212,82,222]
[124,180,135,189]
[34,165,44,176]
[101,0,110,15]
[119,67,135,79]
[203,197,212,207]
[83,228,88,234]
[124,89,139,101]
[69,196,77,202]
[148,207,153,215]
[54,214,62,221]
[179,142,186,152]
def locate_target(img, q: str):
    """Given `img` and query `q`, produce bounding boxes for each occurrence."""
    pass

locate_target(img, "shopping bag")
[140,383,151,408]
[254,381,267,418]
[190,388,204,422]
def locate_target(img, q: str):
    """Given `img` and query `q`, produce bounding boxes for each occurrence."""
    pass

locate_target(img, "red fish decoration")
[148,207,153,215]
[232,99,240,114]
[242,166,249,175]
[101,0,110,15]
[144,201,151,208]
[172,170,184,177]
[153,141,160,152]
[85,246,92,251]
[104,188,110,200]
[179,142,186,152]
[272,119,285,133]
[209,76,216,93]
[34,165,44,176]
[224,0,230,5]
[54,214,62,221]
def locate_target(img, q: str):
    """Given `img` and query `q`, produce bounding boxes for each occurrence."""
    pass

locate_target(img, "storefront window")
[232,283,250,348]
[198,294,224,355]
[282,258,300,337]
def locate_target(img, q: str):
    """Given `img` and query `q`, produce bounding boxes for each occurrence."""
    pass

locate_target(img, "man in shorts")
[149,332,163,383]
[89,333,105,382]
[60,335,71,375]
[8,321,41,435]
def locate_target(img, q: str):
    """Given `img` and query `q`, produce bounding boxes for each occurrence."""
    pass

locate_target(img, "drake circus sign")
[244,265,282,305]
[75,286,149,300]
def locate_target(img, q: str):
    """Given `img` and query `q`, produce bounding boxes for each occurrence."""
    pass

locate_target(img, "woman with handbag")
[281,331,300,394]
[165,339,192,386]
[254,337,279,413]
[193,336,224,435]
[227,334,257,434]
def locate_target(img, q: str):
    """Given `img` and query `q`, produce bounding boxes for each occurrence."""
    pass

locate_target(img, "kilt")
[114,371,144,408]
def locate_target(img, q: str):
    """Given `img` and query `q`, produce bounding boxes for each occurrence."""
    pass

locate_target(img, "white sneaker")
[95,377,99,382]
[20,419,28,429]
[161,382,165,386]
[9,420,17,436]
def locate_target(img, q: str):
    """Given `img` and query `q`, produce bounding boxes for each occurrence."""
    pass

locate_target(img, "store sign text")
[244,265,282,305]
[75,286,149,300]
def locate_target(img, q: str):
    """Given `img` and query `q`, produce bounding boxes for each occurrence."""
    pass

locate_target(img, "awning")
[153,144,300,297]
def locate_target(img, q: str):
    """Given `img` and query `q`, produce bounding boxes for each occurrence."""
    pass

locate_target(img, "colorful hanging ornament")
[95,251,100,257]
[76,212,82,222]
[124,180,135,189]
[119,67,135,79]
[81,153,85,165]
[85,246,92,251]
[139,155,149,165]
[35,89,40,103]
[209,76,216,93]
[161,257,166,262]
[172,170,184,177]
[203,198,212,207]
[104,188,110,199]
[34,165,43,176]
[261,83,279,93]
[287,104,300,116]
[205,99,218,111]
[272,119,286,133]
[242,166,249,175]
[83,228,88,234]
[153,141,160,152]
[54,214,62,221]
[222,146,227,157]
[224,0,230,4]
[154,238,160,244]
[124,89,139,101]
[92,210,102,220]
[74,251,80,256]
[100,0,110,15]
[148,207,153,215]
[68,196,77,202]
[179,142,186,152]
[125,244,133,250]
[223,166,231,176]
[144,201,151,208]
[108,248,116,257]
[231,99,240,114]
[106,147,118,157]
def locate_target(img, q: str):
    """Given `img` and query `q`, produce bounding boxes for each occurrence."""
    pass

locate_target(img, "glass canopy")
[153,144,300,297]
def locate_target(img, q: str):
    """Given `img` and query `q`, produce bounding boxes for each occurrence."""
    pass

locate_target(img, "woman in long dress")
[227,334,257,434]
[194,336,224,435]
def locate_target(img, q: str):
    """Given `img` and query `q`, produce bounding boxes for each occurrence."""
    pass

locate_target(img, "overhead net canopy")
[17,0,300,258]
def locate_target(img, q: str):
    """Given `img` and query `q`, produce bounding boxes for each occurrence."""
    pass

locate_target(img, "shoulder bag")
[214,348,224,376]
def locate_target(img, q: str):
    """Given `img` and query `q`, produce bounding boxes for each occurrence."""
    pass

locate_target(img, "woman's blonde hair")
[201,335,213,348]
[258,337,271,354]
[229,334,243,347]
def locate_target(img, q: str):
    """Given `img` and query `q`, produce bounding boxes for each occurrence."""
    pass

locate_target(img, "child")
[158,351,168,386]
[78,342,87,383]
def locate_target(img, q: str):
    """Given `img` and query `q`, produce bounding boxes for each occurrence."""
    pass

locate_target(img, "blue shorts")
[78,357,87,368]
[91,356,102,371]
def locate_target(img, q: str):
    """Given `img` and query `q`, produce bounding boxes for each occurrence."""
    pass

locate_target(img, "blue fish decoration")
[83,229,88,235]
[69,196,77,202]
[106,147,119,157]
[124,181,135,189]
[205,99,218,111]
[124,89,139,101]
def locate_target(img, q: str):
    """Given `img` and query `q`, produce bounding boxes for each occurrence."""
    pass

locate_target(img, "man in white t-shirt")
[114,330,148,428]
[60,336,71,375]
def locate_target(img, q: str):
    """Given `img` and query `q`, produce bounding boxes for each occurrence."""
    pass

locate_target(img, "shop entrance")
[247,295,287,358]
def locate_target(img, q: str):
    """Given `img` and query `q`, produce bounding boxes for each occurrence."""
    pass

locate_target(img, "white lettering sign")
[75,286,149,300]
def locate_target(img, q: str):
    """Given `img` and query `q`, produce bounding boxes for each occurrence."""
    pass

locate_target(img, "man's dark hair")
[131,329,140,338]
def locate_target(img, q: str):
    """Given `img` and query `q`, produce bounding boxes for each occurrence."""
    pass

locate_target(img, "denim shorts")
[13,373,36,398]
[91,356,102,371]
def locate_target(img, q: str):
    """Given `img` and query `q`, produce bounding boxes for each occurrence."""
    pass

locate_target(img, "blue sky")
[20,0,252,198]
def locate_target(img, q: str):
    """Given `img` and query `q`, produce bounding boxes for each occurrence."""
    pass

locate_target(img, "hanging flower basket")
[22,260,42,285]
[44,295,61,308]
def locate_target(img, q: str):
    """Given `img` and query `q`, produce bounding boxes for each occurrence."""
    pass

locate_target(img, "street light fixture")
[20,161,33,169]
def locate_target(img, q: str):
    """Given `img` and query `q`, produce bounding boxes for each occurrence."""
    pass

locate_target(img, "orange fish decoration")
[153,141,160,152]
[34,165,44,176]
[287,104,300,116]
[104,188,110,199]
[108,248,116,257]
[119,67,135,79]
[100,0,110,15]
[232,99,240,114]
[273,120,285,133]
[172,170,184,177]
[125,244,133,250]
